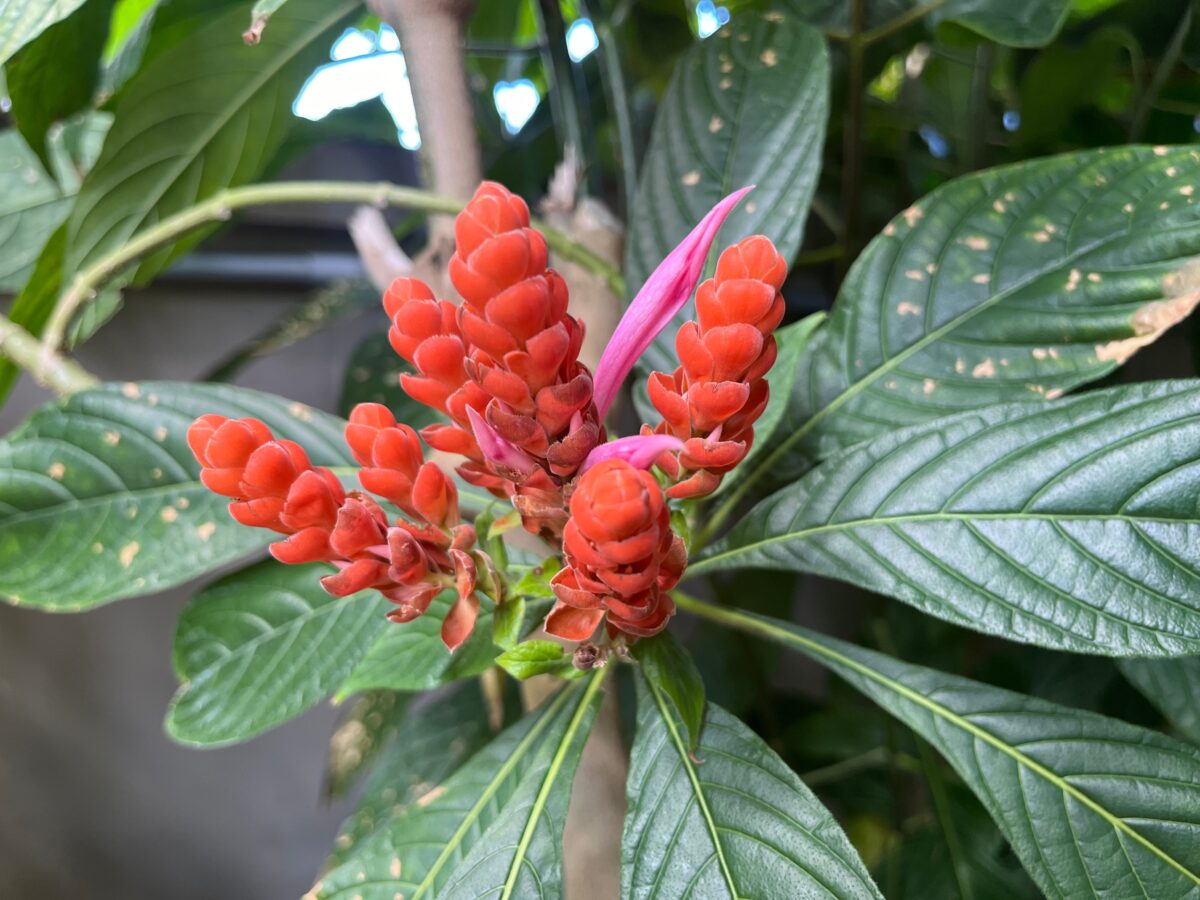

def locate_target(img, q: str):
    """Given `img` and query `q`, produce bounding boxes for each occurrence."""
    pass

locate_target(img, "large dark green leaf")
[166,560,387,747]
[0,381,351,611]
[5,0,113,169]
[683,602,1200,898]
[696,381,1200,656]
[1119,657,1200,744]
[737,146,1200,498]
[622,675,882,898]
[624,13,829,372]
[313,672,606,900]
[0,0,89,65]
[323,690,411,802]
[326,682,492,866]
[65,0,357,281]
[631,630,706,751]
[778,0,1069,47]
[336,590,497,697]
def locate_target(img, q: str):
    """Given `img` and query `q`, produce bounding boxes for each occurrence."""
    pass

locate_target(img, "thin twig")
[1129,2,1193,142]
[0,312,98,395]
[40,180,625,351]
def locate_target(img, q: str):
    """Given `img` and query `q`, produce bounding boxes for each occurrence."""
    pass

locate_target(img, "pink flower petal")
[592,186,753,418]
[466,406,538,475]
[580,434,684,474]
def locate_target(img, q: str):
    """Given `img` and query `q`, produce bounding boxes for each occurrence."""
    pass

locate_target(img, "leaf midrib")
[410,685,577,900]
[699,605,1200,889]
[693,509,1196,573]
[647,679,743,900]
[500,668,606,900]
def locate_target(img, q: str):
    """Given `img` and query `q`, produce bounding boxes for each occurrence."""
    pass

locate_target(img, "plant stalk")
[0,312,98,395]
[41,180,625,351]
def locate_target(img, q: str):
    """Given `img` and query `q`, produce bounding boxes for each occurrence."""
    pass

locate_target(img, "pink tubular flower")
[591,186,753,419]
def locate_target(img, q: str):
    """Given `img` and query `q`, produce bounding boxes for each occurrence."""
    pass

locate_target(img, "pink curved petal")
[466,406,538,475]
[592,186,753,418]
[580,434,684,474]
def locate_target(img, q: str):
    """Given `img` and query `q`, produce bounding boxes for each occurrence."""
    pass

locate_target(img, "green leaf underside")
[167,560,387,746]
[1119,657,1200,745]
[744,146,1200,497]
[777,0,1070,47]
[692,606,1200,899]
[698,381,1200,656]
[65,0,358,281]
[0,381,351,611]
[0,130,72,292]
[624,14,829,373]
[0,0,89,65]
[327,682,491,867]
[622,676,882,899]
[336,590,497,697]
[314,672,605,900]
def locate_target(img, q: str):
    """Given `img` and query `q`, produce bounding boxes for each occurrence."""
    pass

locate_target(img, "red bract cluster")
[190,180,785,650]
[646,236,787,499]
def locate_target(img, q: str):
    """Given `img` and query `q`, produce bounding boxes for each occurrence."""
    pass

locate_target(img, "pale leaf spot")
[155,426,169,442]
[962,235,989,250]
[719,77,733,90]
[993,200,1006,214]
[708,116,724,133]
[1045,388,1064,399]
[1182,185,1195,197]
[972,273,990,285]
[885,380,897,389]
[972,358,996,378]
[759,48,778,66]
[119,542,140,568]
[896,302,922,316]
[1161,201,1171,210]
[681,170,701,186]
[883,223,897,236]
[1031,231,1051,243]
[390,858,402,878]
[147,394,159,407]
[1004,191,1016,202]
[91,542,103,554]
[102,431,121,446]
[925,263,937,274]
[288,402,313,422]
[1033,348,1048,360]
[47,463,65,480]
[744,201,757,213]
[922,378,936,395]
[765,10,784,21]
[176,497,190,509]
[121,382,140,398]
[161,507,179,523]
[416,785,447,807]
[902,206,923,226]
[335,835,352,849]
[1123,202,1135,213]
[955,357,966,374]
[1066,269,1081,292]
[1087,272,1101,283]
[151,468,163,480]
[1154,146,1169,156]
[1167,166,1178,177]
[196,522,217,542]
[904,269,924,281]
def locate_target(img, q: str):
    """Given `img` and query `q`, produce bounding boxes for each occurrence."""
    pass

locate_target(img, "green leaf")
[777,0,1069,47]
[166,560,387,747]
[691,604,1200,899]
[327,681,492,866]
[492,595,526,650]
[337,590,496,697]
[0,381,352,611]
[323,690,411,801]
[65,0,358,281]
[338,330,438,428]
[5,0,114,169]
[313,673,606,900]
[741,146,1200,497]
[697,380,1200,656]
[496,639,574,680]
[0,131,72,293]
[631,630,706,750]
[711,311,825,500]
[624,13,829,372]
[0,0,90,65]
[622,674,882,898]
[1119,657,1200,744]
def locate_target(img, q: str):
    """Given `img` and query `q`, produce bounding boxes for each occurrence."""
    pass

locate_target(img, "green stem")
[594,9,638,217]
[1129,2,1192,142]
[840,0,867,269]
[800,745,920,786]
[536,0,593,195]
[41,181,625,351]
[0,312,98,395]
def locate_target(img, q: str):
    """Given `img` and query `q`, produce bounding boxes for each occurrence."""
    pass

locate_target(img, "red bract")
[547,459,684,641]
[647,235,787,498]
